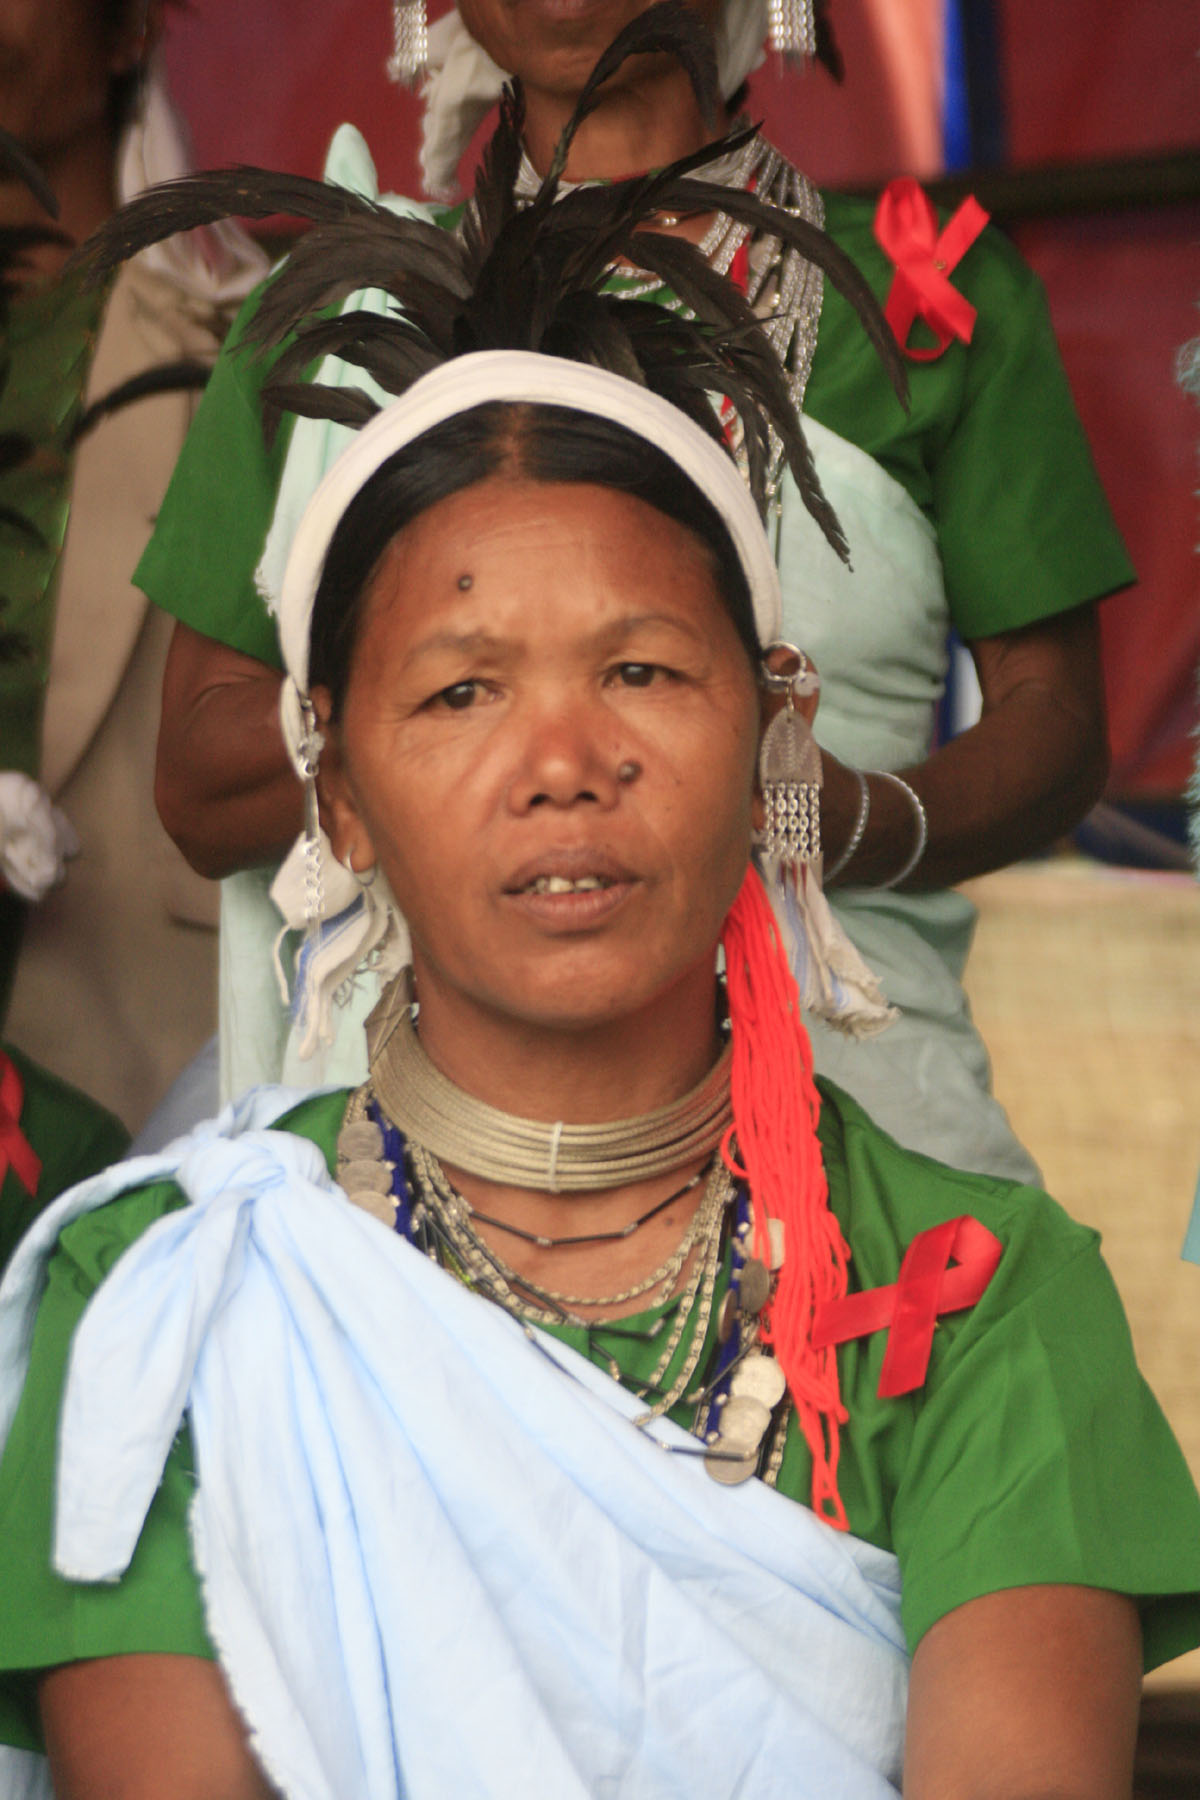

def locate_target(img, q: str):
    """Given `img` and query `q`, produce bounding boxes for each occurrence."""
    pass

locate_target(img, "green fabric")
[135,192,1132,672]
[807,193,1133,639]
[0,269,108,776]
[132,286,297,667]
[0,1043,129,1277]
[0,1182,211,1753]
[2,1082,1198,1755]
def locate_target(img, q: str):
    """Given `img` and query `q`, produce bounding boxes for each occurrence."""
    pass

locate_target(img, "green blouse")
[0,1044,129,1276]
[1,1081,1197,1755]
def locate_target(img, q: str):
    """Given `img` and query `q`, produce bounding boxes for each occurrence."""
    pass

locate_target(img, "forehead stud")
[457,573,473,591]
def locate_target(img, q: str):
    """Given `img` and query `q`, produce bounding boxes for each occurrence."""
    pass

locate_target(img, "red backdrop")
[163,0,1200,794]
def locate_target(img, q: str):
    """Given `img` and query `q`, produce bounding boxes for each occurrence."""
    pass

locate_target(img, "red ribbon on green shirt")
[0,1050,41,1198]
[811,1215,1002,1397]
[874,177,989,362]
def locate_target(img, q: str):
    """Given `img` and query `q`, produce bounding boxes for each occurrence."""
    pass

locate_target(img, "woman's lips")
[501,850,639,929]
[503,878,636,930]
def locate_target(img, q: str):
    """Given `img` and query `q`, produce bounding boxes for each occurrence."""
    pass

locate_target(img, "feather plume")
[66,168,409,289]
[64,0,904,556]
[68,361,211,448]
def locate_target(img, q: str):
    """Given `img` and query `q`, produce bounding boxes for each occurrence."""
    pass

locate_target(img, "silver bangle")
[872,770,928,889]
[824,767,870,881]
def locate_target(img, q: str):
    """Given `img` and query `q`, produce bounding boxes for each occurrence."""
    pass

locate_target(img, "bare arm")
[39,1655,277,1800]
[156,622,303,880]
[904,1584,1142,1800]
[822,603,1108,892]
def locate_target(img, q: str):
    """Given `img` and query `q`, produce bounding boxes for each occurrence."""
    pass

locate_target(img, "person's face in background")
[455,0,724,105]
[0,0,147,154]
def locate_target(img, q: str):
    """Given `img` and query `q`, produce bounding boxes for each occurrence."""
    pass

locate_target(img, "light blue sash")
[0,1092,907,1798]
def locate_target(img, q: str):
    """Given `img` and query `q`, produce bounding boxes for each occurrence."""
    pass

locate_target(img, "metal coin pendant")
[337,1119,385,1160]
[729,1353,787,1410]
[344,1187,398,1228]
[738,1257,772,1316]
[705,1447,760,1485]
[717,1289,739,1344]
[716,1394,773,1452]
[338,1158,393,1195]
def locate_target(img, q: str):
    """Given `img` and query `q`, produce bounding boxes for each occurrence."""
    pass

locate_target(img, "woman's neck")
[521,65,731,185]
[410,963,725,1127]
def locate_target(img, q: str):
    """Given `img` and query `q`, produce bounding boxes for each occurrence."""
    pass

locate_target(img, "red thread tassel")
[719,866,851,1529]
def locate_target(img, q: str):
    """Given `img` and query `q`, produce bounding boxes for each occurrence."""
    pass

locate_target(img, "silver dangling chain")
[510,131,824,505]
[386,0,428,87]
[768,0,817,60]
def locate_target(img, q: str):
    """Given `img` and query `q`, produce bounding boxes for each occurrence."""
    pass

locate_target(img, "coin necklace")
[337,1087,792,1478]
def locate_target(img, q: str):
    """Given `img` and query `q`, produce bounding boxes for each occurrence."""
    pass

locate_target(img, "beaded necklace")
[336,1085,793,1481]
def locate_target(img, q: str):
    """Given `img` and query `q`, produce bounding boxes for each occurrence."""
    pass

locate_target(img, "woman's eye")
[435,680,482,710]
[612,662,661,688]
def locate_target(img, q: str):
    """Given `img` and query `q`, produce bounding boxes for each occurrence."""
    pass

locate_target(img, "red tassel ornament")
[719,865,850,1529]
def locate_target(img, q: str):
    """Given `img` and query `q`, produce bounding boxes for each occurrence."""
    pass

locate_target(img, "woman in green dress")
[0,73,1197,1798]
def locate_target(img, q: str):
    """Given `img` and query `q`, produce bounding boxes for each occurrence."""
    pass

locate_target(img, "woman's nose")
[505,698,624,813]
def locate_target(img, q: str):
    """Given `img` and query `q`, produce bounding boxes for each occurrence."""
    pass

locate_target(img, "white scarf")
[0,1093,908,1799]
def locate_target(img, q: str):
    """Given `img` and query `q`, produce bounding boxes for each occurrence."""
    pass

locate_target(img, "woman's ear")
[310,686,377,874]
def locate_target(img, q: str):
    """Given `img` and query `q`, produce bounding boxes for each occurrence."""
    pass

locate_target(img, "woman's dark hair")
[309,401,760,718]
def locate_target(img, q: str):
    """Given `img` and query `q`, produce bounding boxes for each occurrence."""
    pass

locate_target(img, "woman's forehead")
[362,475,730,647]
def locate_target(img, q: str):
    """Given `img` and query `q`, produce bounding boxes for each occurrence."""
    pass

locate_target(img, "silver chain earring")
[299,701,327,932]
[767,0,817,61]
[386,0,429,87]
[758,644,822,870]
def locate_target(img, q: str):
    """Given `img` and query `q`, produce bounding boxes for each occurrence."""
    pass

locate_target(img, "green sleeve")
[0,1183,213,1755]
[781,1085,1200,1666]
[927,226,1135,637]
[893,1230,1200,1670]
[0,1046,129,1277]
[133,282,292,670]
[809,192,1134,639]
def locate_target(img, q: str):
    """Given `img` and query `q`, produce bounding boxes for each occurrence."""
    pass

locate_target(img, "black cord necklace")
[459,1157,713,1250]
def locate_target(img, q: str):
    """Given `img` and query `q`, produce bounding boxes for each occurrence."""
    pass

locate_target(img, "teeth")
[528,875,610,894]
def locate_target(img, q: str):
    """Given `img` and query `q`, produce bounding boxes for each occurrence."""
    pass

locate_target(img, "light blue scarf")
[0,1090,908,1798]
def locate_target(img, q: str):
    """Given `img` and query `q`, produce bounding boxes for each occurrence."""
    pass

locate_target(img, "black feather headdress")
[70,1,904,561]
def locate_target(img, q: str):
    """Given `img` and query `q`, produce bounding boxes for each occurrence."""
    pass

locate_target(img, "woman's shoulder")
[818,183,1042,316]
[51,1086,353,1286]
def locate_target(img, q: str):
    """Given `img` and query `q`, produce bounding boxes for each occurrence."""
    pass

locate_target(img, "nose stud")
[617,760,641,784]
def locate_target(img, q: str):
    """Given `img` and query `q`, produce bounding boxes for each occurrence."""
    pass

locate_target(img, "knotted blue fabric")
[0,1089,908,1799]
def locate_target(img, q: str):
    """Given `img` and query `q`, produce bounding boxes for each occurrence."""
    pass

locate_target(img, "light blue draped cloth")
[0,1090,908,1799]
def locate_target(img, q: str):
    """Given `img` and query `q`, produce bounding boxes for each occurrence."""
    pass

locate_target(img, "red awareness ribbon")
[0,1049,42,1198]
[810,1215,1002,1398]
[873,176,989,362]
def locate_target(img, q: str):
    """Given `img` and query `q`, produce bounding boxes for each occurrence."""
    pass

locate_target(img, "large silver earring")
[768,0,817,61]
[758,645,821,870]
[386,0,429,87]
[299,700,326,932]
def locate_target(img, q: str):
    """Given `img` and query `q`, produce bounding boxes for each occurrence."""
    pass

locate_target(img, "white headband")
[278,348,783,770]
